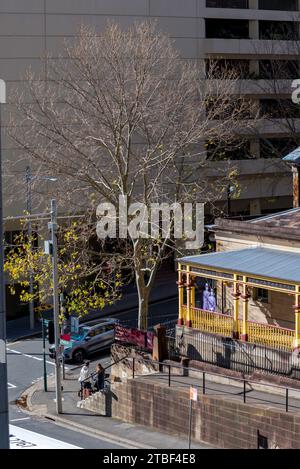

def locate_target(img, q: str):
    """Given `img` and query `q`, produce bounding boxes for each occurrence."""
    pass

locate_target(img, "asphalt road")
[6,297,178,448]
[7,337,124,449]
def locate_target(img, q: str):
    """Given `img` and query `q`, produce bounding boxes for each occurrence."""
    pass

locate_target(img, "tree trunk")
[136,268,150,330]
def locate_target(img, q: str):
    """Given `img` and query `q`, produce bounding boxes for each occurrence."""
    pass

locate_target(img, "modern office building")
[1,0,299,218]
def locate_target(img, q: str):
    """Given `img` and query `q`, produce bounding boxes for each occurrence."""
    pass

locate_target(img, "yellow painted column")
[232,274,240,339]
[241,277,250,342]
[191,277,196,308]
[177,263,184,326]
[294,285,300,349]
[186,266,192,328]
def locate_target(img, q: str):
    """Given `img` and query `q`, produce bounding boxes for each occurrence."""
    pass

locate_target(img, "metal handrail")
[77,350,300,411]
[125,355,300,412]
[79,353,131,399]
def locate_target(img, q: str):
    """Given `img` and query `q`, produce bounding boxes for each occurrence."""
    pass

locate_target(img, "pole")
[50,199,62,414]
[188,398,192,449]
[227,185,231,217]
[42,319,48,392]
[26,166,35,330]
[0,79,9,449]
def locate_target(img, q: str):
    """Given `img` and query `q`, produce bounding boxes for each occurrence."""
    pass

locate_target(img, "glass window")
[206,59,251,79]
[253,288,269,303]
[259,60,299,80]
[206,0,249,8]
[259,21,299,40]
[206,19,249,39]
[259,0,298,11]
[260,138,297,159]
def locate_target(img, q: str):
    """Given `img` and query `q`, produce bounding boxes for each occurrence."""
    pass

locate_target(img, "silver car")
[49,318,118,363]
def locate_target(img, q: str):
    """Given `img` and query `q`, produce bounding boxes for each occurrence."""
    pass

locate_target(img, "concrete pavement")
[21,369,213,449]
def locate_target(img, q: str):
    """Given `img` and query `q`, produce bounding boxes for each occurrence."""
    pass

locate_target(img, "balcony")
[181,306,295,351]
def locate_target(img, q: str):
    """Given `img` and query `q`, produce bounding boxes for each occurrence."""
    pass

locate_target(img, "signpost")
[188,387,198,449]
[71,316,79,334]
[41,319,48,392]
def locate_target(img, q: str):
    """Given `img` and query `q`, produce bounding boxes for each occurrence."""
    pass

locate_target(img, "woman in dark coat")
[94,363,105,391]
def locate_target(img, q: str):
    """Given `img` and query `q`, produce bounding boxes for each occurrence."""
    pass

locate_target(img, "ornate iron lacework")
[247,277,295,291]
[190,267,234,279]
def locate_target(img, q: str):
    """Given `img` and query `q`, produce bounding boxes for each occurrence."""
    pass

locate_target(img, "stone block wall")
[82,376,300,449]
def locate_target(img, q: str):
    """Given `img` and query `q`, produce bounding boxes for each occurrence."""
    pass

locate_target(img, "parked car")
[49,318,119,363]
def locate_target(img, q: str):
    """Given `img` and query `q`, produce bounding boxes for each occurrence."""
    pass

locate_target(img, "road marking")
[10,418,30,423]
[7,348,69,369]
[9,425,81,449]
[8,382,17,388]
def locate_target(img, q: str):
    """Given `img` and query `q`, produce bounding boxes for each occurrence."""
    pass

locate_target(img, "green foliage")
[4,225,122,318]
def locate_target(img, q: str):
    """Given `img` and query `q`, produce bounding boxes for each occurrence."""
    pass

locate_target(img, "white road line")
[10,418,30,423]
[7,348,69,369]
[7,349,22,354]
[8,383,17,389]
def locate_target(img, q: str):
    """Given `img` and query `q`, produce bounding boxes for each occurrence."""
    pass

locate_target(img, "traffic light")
[46,320,55,344]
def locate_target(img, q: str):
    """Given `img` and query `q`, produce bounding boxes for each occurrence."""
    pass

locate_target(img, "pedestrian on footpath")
[93,363,105,392]
[78,361,91,399]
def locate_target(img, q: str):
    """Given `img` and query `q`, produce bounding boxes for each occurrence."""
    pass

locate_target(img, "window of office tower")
[260,138,297,159]
[206,59,250,78]
[260,99,300,118]
[259,0,298,11]
[206,19,249,39]
[259,21,299,40]
[206,0,248,7]
[206,140,253,160]
[259,60,299,79]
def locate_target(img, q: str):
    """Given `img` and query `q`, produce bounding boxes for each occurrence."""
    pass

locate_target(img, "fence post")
[133,357,135,379]
[286,388,289,413]
[243,380,246,403]
[168,364,171,387]
[203,372,206,395]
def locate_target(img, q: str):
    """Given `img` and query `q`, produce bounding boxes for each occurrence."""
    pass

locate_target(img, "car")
[49,318,119,364]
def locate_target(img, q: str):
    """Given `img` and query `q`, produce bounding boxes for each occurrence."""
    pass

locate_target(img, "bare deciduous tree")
[9,21,257,329]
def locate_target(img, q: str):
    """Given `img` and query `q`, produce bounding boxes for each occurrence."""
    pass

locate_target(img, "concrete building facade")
[1,0,299,217]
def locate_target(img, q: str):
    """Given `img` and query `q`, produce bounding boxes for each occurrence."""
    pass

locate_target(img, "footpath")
[21,368,213,450]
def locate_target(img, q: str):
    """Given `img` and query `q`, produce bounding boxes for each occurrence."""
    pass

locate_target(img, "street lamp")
[227,184,236,218]
[25,167,57,330]
[0,78,9,449]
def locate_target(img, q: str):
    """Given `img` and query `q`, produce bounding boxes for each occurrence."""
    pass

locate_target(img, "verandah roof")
[178,247,300,285]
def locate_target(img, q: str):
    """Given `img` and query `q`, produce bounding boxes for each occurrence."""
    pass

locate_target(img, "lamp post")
[50,199,62,414]
[227,185,235,218]
[25,167,57,329]
[0,78,9,449]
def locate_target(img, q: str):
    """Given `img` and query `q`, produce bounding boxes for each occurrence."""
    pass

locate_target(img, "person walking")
[93,363,105,392]
[78,361,91,398]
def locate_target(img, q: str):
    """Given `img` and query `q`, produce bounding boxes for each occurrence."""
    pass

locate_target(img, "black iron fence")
[172,331,300,379]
